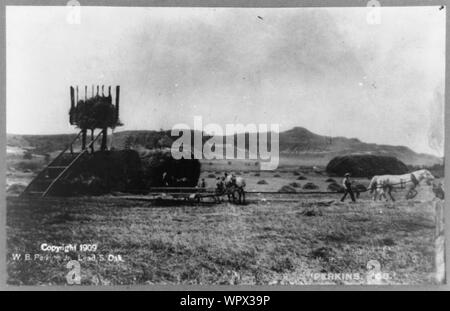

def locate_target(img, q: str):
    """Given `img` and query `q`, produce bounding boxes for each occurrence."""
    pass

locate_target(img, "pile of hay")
[301,206,323,216]
[257,180,268,185]
[353,184,367,193]
[52,150,143,196]
[70,95,120,129]
[139,149,201,188]
[303,182,319,190]
[278,185,296,192]
[327,182,345,193]
[6,183,27,195]
[326,154,409,177]
[49,148,201,196]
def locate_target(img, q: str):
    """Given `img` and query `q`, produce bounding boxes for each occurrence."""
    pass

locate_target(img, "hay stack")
[50,148,201,196]
[326,154,408,177]
[303,182,319,190]
[139,148,200,188]
[70,95,120,129]
[53,150,143,196]
[327,182,345,193]
[279,185,296,192]
[353,184,367,193]
[7,183,26,195]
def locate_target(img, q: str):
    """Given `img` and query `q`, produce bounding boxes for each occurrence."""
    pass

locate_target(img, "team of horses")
[212,169,438,204]
[368,169,436,201]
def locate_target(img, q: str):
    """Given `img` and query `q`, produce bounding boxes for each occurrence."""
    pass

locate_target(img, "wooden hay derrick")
[69,85,122,151]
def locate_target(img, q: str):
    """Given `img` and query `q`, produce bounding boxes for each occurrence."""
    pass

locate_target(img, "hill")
[7,127,442,166]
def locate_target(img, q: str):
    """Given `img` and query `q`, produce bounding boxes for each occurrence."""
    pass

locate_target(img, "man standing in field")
[340,173,356,202]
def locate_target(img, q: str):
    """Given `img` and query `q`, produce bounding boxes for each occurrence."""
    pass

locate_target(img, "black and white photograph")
[4,3,447,287]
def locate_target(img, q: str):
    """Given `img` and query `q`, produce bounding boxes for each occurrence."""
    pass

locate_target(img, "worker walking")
[340,173,356,202]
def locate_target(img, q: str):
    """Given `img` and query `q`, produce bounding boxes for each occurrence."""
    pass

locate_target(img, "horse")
[368,169,435,201]
[224,174,246,204]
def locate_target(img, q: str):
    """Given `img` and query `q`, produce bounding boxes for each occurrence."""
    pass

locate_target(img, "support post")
[101,128,108,151]
[115,86,120,124]
[70,86,75,109]
[81,129,87,150]
[70,86,75,124]
[435,199,446,284]
[90,129,95,153]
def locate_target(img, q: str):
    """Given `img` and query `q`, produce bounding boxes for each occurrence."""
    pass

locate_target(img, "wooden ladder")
[20,130,103,198]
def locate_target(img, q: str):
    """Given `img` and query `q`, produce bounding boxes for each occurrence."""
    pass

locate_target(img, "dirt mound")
[279,185,296,192]
[303,182,319,190]
[326,154,408,177]
[257,180,268,185]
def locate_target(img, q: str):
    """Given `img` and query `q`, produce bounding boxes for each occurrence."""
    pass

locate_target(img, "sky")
[6,6,446,156]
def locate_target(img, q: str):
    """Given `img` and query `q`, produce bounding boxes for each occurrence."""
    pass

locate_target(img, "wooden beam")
[70,86,75,109]
[115,85,120,123]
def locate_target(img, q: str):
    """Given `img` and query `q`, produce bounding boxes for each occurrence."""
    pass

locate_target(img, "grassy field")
[7,188,439,286]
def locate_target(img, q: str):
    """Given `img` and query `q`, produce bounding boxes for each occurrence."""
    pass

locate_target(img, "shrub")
[289,182,301,188]
[296,176,307,180]
[325,178,336,183]
[257,180,268,185]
